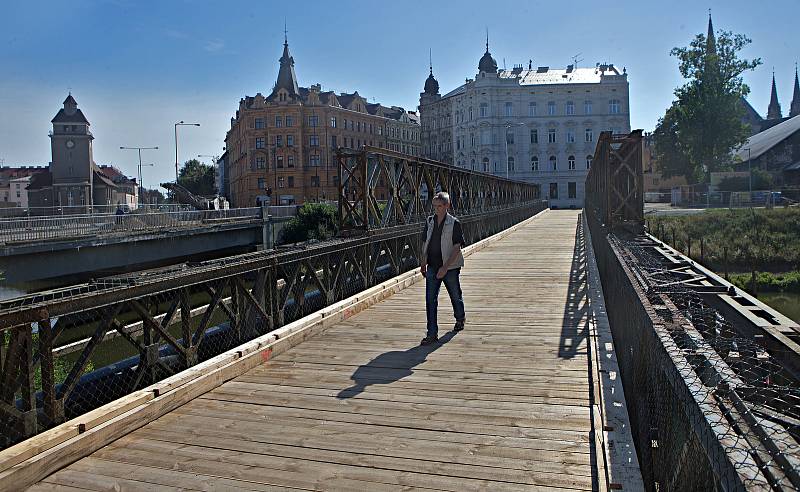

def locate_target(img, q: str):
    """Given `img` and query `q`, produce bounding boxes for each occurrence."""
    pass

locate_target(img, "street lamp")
[120,146,158,204]
[174,121,200,182]
[503,122,527,179]
[744,147,752,197]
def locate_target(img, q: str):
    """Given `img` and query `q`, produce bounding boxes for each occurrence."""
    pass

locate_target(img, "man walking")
[419,192,466,345]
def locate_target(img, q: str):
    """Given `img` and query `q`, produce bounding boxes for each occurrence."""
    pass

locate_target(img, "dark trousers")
[425,267,466,338]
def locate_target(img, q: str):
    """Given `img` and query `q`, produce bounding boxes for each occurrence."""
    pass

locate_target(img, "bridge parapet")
[586,131,800,490]
[0,147,546,458]
[0,207,263,244]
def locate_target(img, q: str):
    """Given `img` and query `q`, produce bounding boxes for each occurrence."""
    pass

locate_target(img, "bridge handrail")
[0,207,263,244]
[585,130,800,490]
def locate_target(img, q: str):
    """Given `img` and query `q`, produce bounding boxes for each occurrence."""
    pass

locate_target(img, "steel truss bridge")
[0,138,797,491]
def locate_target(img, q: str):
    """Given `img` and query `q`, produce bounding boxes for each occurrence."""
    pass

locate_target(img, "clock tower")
[50,94,94,210]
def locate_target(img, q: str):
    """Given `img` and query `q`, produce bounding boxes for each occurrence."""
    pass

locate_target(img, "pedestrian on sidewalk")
[419,191,466,346]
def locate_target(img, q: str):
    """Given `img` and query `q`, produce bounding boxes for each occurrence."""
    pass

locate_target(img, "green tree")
[178,159,216,196]
[654,19,761,184]
[281,203,338,243]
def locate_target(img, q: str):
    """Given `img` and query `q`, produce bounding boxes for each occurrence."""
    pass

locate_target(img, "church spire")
[767,70,782,120]
[269,30,299,101]
[706,11,716,55]
[790,63,800,117]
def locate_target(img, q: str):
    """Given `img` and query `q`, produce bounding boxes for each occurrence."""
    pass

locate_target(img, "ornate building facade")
[419,41,631,208]
[225,38,421,207]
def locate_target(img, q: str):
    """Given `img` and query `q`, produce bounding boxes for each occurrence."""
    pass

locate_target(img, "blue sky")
[1,0,798,189]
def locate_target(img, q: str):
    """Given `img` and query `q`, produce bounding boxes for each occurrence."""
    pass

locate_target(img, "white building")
[9,176,31,208]
[420,42,631,208]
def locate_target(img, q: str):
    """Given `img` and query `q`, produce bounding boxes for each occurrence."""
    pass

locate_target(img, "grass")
[648,207,800,293]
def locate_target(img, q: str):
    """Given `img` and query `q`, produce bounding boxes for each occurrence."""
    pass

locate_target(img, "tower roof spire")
[706,10,716,55]
[424,49,439,95]
[790,62,800,117]
[478,29,498,73]
[268,29,299,101]
[767,69,783,120]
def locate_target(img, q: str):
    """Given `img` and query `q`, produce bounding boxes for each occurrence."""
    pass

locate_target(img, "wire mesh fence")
[587,208,800,490]
[0,191,546,450]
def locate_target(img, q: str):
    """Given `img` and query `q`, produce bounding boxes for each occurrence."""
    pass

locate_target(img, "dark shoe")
[453,320,465,332]
[420,335,438,346]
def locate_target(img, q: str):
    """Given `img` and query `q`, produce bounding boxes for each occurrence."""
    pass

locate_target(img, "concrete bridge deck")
[26,210,635,491]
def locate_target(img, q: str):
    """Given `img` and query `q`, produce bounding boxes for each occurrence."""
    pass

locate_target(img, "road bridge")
[0,208,290,283]
[1,138,799,490]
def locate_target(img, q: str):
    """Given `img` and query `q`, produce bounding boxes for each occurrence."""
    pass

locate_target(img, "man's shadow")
[336,331,456,399]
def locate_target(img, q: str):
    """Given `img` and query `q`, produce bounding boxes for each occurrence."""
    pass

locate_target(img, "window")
[479,103,488,117]
[469,107,474,120]
[568,182,577,199]
[585,128,593,142]
[609,99,621,114]
[508,156,515,172]
[349,120,354,130]
[531,156,539,171]
[275,116,283,127]
[256,156,266,169]
[505,102,513,116]
[309,115,319,127]
[257,177,266,189]
[276,135,283,147]
[481,129,490,145]
[482,157,489,172]
[330,116,337,128]
[550,155,557,171]
[548,128,557,143]
[550,182,558,199]
[584,100,592,114]
[278,177,285,188]
[255,118,265,129]
[331,135,337,147]
[310,135,319,147]
[506,131,514,145]
[568,155,576,170]
[287,155,295,167]
[528,102,537,116]
[470,133,475,147]
[343,118,347,130]
[311,175,320,187]
[566,131,575,143]
[310,155,320,167]
[277,155,284,168]
[548,101,556,115]
[288,176,294,187]
[255,137,265,149]
[357,121,361,132]
[586,155,593,169]
[287,135,294,147]
[286,116,294,127]
[565,101,575,115]
[530,129,538,144]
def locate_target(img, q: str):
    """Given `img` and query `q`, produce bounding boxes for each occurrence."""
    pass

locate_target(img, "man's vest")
[423,213,465,270]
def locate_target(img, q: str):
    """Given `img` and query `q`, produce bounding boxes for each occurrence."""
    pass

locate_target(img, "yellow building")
[225,38,420,207]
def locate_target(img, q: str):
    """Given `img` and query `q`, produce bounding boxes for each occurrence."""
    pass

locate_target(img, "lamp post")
[745,147,752,197]
[504,123,526,179]
[120,146,158,204]
[174,121,200,182]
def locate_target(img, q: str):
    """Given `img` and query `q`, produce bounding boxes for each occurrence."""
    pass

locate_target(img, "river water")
[758,292,800,323]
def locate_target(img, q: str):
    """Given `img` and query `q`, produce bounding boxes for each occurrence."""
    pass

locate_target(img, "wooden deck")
[29,209,614,491]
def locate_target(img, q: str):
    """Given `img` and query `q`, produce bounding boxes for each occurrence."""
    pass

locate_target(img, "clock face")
[65,140,75,149]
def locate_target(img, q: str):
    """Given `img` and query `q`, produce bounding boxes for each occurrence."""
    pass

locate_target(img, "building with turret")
[419,38,631,208]
[224,36,420,207]
[27,95,138,213]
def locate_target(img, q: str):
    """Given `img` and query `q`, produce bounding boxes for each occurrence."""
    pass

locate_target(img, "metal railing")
[0,204,194,218]
[0,147,547,450]
[586,130,800,490]
[0,207,263,244]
